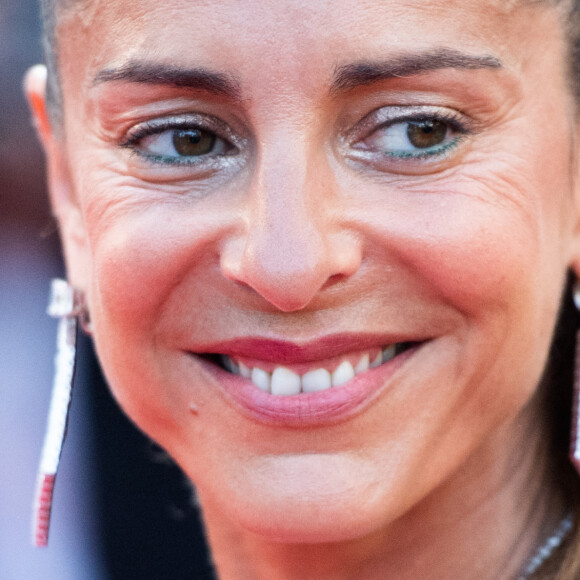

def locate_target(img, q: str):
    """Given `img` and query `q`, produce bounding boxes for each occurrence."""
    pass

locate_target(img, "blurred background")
[0,1,212,577]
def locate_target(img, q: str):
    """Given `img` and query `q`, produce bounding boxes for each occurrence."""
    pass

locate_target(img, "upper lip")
[192,333,422,365]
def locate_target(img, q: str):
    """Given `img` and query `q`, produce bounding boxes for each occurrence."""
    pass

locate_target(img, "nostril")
[321,273,350,290]
[232,279,252,290]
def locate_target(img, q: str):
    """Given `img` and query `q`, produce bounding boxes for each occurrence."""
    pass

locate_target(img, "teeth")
[239,361,251,379]
[354,353,369,374]
[332,361,355,387]
[222,343,407,395]
[251,367,271,392]
[271,367,302,396]
[302,368,332,393]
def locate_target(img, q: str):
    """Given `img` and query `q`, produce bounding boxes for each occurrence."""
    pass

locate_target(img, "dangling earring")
[570,280,580,475]
[32,279,86,547]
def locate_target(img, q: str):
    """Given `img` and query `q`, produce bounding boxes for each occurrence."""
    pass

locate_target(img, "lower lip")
[197,346,419,427]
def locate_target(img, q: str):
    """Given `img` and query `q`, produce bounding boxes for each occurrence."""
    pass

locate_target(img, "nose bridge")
[220,129,361,312]
[252,133,323,273]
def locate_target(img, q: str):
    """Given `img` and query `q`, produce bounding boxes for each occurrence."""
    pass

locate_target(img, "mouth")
[193,334,423,425]
[206,342,415,396]
[198,337,418,396]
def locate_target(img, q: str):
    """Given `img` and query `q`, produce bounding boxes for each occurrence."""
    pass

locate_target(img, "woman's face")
[44,0,580,542]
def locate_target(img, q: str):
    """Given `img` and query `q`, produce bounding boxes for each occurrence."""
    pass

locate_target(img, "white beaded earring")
[32,279,86,547]
[570,279,580,475]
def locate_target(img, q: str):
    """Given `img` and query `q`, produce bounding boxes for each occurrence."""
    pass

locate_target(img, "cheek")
[354,159,571,397]
[81,190,234,429]
[404,204,527,311]
[362,189,528,315]
[377,161,570,319]
[87,196,226,335]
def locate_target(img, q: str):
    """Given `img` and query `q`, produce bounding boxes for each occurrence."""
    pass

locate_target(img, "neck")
[199,401,564,580]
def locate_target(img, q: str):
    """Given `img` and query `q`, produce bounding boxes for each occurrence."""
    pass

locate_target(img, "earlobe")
[24,64,91,292]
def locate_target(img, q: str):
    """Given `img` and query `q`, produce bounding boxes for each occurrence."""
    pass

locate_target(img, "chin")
[246,511,385,545]
[191,455,400,545]
[219,493,390,545]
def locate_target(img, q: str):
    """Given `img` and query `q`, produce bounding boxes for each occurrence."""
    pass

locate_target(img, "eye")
[360,117,460,158]
[348,105,474,166]
[122,116,239,167]
[136,126,233,160]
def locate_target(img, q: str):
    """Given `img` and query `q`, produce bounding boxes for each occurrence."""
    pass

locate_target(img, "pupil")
[172,129,216,156]
[406,120,447,149]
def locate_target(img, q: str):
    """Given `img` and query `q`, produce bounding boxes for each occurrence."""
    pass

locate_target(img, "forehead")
[56,0,564,106]
[58,0,556,55]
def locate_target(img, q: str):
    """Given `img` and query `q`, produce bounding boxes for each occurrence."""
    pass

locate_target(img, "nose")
[220,140,361,312]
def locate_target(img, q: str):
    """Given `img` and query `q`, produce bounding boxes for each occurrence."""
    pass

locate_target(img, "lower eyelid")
[347,134,466,168]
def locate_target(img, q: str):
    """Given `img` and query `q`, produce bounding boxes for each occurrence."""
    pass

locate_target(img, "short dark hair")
[40,0,64,124]
[40,0,83,124]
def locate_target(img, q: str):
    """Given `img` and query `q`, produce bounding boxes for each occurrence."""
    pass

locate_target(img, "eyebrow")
[92,49,501,99]
[93,61,242,99]
[331,48,502,92]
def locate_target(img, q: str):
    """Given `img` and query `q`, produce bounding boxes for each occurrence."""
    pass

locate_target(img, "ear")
[24,65,91,292]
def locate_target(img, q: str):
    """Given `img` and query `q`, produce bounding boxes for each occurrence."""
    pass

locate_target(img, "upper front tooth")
[301,368,332,393]
[251,367,271,392]
[382,345,396,363]
[332,361,355,387]
[271,367,302,396]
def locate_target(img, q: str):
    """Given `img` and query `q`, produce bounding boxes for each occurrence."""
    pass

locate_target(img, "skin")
[25,0,580,577]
